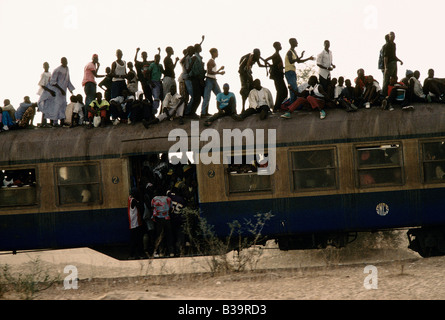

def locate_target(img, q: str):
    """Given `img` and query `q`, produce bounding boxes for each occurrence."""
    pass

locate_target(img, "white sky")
[0,0,444,116]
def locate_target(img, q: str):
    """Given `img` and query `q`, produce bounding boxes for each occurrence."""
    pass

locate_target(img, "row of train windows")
[1,164,100,208]
[2,141,445,207]
[227,141,445,194]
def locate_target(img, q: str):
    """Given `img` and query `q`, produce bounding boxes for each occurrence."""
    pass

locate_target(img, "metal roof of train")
[1,104,445,165]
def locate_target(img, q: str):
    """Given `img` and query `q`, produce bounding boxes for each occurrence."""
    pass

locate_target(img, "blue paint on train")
[1,188,444,252]
[0,208,130,251]
[199,188,444,238]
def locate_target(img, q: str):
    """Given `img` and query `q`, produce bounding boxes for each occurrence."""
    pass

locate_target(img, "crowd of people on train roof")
[1,32,445,133]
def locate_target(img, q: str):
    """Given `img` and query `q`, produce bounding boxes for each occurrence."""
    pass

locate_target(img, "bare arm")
[134,48,142,65]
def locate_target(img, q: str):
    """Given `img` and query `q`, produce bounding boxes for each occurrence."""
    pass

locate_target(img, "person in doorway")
[127,187,147,260]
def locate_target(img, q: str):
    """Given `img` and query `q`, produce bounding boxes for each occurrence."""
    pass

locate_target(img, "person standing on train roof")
[163,46,179,99]
[265,42,288,112]
[37,62,54,128]
[285,38,314,103]
[126,61,139,96]
[82,54,105,113]
[147,54,165,117]
[98,67,113,103]
[185,43,206,118]
[238,49,269,113]
[382,32,403,97]
[110,49,128,99]
[127,187,147,260]
[317,40,336,91]
[201,48,225,118]
[134,47,154,104]
[37,57,75,127]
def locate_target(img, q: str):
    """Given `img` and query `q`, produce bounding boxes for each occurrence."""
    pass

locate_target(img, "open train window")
[0,168,37,207]
[421,141,445,184]
[290,148,337,191]
[226,153,272,194]
[55,164,102,205]
[356,144,403,188]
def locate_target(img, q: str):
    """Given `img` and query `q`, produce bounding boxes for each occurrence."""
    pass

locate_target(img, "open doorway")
[127,152,200,258]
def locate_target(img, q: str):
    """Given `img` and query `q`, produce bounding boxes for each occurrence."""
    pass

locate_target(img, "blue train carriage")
[196,104,445,258]
[0,124,136,253]
[1,104,445,259]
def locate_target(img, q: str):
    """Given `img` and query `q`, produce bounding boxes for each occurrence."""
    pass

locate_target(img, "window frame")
[354,142,405,189]
[288,146,339,193]
[0,166,39,209]
[419,139,445,185]
[54,162,103,207]
[224,150,273,196]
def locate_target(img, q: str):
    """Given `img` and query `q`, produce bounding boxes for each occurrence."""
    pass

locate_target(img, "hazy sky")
[0,0,443,116]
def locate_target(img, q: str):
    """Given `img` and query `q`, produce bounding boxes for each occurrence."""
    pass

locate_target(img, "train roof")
[2,103,445,165]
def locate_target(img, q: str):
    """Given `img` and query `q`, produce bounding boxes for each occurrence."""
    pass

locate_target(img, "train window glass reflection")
[291,149,337,191]
[0,169,37,207]
[356,145,403,188]
[422,141,445,183]
[227,153,272,193]
[56,164,101,205]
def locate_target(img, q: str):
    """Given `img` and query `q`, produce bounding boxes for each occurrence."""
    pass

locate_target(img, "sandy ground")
[1,233,445,301]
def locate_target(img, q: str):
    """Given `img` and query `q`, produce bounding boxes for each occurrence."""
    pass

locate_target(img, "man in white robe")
[38,57,75,125]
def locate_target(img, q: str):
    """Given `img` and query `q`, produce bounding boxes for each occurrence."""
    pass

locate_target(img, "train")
[1,103,445,259]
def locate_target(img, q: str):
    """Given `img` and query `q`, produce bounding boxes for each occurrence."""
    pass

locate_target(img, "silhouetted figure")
[382,32,403,96]
[238,49,268,112]
[266,42,288,111]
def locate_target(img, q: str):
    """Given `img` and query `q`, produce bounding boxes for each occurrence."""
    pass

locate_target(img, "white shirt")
[335,85,344,99]
[112,60,127,82]
[306,84,324,98]
[410,77,426,98]
[206,59,218,79]
[317,50,333,79]
[37,71,51,96]
[163,92,183,109]
[73,102,83,114]
[248,87,274,110]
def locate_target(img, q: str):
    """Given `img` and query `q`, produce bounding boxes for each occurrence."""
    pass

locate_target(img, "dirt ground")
[1,233,445,301]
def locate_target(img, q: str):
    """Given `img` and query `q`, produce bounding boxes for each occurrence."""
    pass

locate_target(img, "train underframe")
[407,227,445,258]
[275,232,357,251]
[275,227,445,259]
